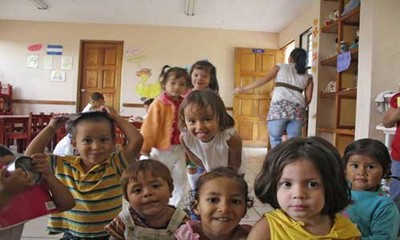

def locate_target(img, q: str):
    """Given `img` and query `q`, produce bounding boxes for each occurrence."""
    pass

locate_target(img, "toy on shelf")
[348,30,359,50]
[322,81,336,94]
[340,41,347,53]
[324,9,339,28]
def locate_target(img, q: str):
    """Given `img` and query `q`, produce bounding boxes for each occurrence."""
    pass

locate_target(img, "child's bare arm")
[25,117,66,156]
[0,168,33,208]
[383,107,400,128]
[227,133,242,172]
[247,217,271,240]
[304,77,314,106]
[179,134,205,169]
[30,153,75,212]
[102,106,143,163]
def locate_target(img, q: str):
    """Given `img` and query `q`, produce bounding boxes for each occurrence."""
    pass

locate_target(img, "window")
[281,41,295,64]
[300,27,313,73]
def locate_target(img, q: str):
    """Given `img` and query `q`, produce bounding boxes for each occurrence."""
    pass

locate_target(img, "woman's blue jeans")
[268,119,302,148]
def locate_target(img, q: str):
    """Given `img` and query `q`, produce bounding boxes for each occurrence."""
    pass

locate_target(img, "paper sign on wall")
[42,55,53,70]
[27,55,39,68]
[61,56,73,70]
[50,70,66,81]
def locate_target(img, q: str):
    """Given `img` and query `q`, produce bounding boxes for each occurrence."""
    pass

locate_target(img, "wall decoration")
[27,54,39,68]
[312,18,319,74]
[27,43,43,52]
[47,45,63,55]
[61,56,73,70]
[42,55,53,70]
[125,47,147,66]
[50,70,66,81]
[135,68,161,98]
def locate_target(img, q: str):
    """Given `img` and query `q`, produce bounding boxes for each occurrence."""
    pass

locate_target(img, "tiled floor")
[16,147,272,239]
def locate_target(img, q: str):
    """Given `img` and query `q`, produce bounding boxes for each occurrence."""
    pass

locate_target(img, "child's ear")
[193,200,200,215]
[383,169,391,179]
[71,139,77,148]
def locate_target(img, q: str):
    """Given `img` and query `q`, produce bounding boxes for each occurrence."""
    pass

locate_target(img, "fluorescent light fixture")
[184,0,196,16]
[31,0,49,10]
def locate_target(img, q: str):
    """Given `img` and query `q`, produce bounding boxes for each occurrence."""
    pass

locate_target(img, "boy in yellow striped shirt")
[25,106,143,239]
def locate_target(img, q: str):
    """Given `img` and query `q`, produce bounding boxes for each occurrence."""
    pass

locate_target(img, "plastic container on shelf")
[340,41,347,53]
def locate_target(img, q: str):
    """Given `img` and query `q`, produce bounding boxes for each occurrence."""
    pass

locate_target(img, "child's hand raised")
[49,115,68,130]
[100,105,119,120]
[30,153,51,181]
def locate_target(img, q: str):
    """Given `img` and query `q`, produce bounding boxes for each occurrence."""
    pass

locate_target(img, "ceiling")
[0,0,314,33]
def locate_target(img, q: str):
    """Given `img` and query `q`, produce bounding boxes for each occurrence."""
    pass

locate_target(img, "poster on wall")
[125,46,146,66]
[27,54,39,68]
[135,68,161,99]
[61,56,73,70]
[42,55,53,70]
[50,70,66,82]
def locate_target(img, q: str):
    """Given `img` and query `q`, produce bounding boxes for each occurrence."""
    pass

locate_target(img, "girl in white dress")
[179,89,245,175]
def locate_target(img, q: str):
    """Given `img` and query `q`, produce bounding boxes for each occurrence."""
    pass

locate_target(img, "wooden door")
[78,41,123,112]
[233,48,281,148]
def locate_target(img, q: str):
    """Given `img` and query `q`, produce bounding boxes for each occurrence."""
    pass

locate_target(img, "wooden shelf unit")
[320,48,358,67]
[316,0,360,154]
[318,127,355,136]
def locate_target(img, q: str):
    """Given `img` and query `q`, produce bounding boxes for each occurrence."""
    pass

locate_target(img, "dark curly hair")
[0,145,14,157]
[254,136,351,218]
[159,65,191,90]
[186,167,253,217]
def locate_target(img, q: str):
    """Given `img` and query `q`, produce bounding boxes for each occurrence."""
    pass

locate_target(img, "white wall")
[355,0,400,141]
[279,2,320,48]
[0,20,278,115]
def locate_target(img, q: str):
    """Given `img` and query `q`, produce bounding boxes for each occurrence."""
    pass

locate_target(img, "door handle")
[80,89,86,92]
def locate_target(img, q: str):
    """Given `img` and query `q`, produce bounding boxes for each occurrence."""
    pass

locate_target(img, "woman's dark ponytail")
[290,48,307,74]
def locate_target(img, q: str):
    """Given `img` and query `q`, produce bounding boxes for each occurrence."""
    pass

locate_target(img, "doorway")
[233,48,281,148]
[77,41,123,112]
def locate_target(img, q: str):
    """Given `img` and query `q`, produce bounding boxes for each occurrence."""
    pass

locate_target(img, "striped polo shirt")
[47,152,128,238]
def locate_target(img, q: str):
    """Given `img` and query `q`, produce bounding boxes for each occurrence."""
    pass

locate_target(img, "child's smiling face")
[277,158,326,224]
[191,68,211,90]
[345,154,384,191]
[194,177,246,239]
[72,120,115,171]
[184,104,219,142]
